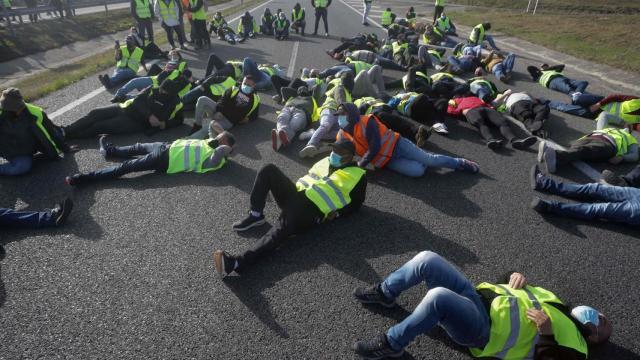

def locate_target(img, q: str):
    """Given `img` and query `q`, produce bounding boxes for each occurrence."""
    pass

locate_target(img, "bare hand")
[526,309,553,335]
[508,272,527,289]
[148,114,161,127]
[589,103,601,113]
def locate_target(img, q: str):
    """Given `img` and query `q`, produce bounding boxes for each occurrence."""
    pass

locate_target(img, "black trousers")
[193,19,210,46]
[557,138,616,165]
[205,53,235,77]
[510,100,549,132]
[137,18,154,44]
[313,7,328,34]
[272,76,307,97]
[162,23,185,48]
[376,111,421,143]
[237,164,319,270]
[465,107,516,142]
[433,5,444,22]
[64,105,146,139]
[292,19,306,34]
[624,165,640,187]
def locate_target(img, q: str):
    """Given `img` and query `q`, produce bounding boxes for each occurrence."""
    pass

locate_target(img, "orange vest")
[339,114,400,168]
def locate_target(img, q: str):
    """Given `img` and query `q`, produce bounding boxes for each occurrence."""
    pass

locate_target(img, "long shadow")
[222,206,479,337]
[590,341,640,360]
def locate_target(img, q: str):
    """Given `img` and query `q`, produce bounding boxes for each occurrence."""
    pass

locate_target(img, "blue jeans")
[382,251,490,350]
[0,156,33,176]
[538,177,640,226]
[182,86,207,108]
[242,57,272,90]
[319,65,352,79]
[492,53,515,78]
[573,92,603,107]
[447,55,475,73]
[548,76,588,95]
[114,76,154,98]
[484,34,499,50]
[109,68,137,87]
[386,137,461,177]
[86,142,168,181]
[470,83,492,102]
[0,207,55,227]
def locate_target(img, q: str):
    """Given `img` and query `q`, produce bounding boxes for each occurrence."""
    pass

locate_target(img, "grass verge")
[452,10,640,74]
[447,0,640,15]
[11,0,266,101]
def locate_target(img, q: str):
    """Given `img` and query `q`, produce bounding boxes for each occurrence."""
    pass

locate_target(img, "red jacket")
[446,96,492,116]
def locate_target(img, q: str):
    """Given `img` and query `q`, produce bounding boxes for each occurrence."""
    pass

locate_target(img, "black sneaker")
[530,164,543,191]
[110,95,127,103]
[232,212,266,232]
[601,169,629,187]
[98,135,114,159]
[213,250,236,277]
[353,284,396,308]
[487,139,504,150]
[353,334,404,359]
[51,198,73,226]
[511,136,537,150]
[531,197,551,213]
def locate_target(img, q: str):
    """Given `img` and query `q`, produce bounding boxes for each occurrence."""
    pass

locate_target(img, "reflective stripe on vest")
[209,76,237,97]
[430,72,453,82]
[602,99,640,124]
[189,0,206,20]
[469,24,485,44]
[347,59,373,74]
[134,0,151,18]
[339,114,399,168]
[295,157,365,217]
[538,70,562,88]
[292,8,304,21]
[167,139,226,173]
[158,0,178,21]
[230,87,260,117]
[469,283,589,359]
[117,46,143,72]
[381,11,393,26]
[589,128,638,156]
[25,103,60,154]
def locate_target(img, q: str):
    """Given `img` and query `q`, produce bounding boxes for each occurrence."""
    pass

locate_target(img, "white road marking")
[338,0,383,28]
[287,41,300,78]
[48,0,277,120]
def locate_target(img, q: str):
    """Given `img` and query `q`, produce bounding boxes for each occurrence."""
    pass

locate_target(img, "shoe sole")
[278,130,290,148]
[354,296,397,308]
[232,218,266,232]
[357,349,405,360]
[213,250,227,277]
[271,129,280,151]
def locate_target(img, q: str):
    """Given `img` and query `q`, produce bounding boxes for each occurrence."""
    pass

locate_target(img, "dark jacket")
[476,272,590,360]
[216,87,260,125]
[0,106,69,160]
[124,87,184,130]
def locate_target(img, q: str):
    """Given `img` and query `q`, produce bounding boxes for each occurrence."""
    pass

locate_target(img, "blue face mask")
[571,306,600,326]
[329,152,343,167]
[241,84,253,94]
[337,115,349,129]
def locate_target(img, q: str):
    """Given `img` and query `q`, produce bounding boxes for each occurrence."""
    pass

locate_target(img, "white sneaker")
[271,129,281,151]
[432,122,449,135]
[298,128,315,141]
[299,144,319,158]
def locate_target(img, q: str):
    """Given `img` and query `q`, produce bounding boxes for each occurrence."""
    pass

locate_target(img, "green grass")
[451,10,640,73]
[11,0,266,101]
[0,9,134,63]
[447,0,640,15]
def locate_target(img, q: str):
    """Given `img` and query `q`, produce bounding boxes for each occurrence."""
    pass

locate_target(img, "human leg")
[108,142,167,158]
[0,207,56,227]
[547,100,593,118]
[307,109,337,146]
[362,1,370,24]
[387,137,462,177]
[595,112,625,130]
[536,176,640,202]
[205,53,226,77]
[542,200,640,226]
[548,77,572,94]
[109,68,137,87]
[353,69,378,98]
[190,96,218,138]
[0,156,33,176]
[569,79,589,93]
[162,22,176,48]
[485,108,516,141]
[114,77,153,98]
[249,163,298,213]
[556,139,615,165]
[64,105,124,139]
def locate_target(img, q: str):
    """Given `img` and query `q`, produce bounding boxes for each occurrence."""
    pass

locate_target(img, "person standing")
[362,0,371,26]
[131,0,154,45]
[433,0,444,23]
[189,0,210,49]
[311,0,330,36]
[155,0,186,49]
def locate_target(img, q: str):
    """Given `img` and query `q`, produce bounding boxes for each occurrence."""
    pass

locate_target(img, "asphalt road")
[2,0,640,359]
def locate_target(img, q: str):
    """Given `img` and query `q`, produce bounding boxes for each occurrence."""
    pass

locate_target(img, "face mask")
[241,84,253,94]
[571,306,600,326]
[329,152,343,167]
[337,115,349,129]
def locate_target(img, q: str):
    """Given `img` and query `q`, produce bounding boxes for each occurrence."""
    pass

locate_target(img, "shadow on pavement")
[222,206,478,338]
